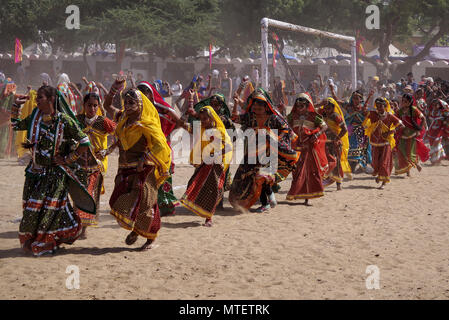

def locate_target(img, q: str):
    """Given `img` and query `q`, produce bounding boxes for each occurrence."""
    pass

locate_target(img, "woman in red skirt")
[286,93,328,206]
[363,98,404,189]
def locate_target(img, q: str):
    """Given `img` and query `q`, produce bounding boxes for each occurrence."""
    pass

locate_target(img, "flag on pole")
[355,31,366,63]
[15,38,23,64]
[209,43,212,70]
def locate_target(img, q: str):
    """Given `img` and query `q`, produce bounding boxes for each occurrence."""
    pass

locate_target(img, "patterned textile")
[110,166,160,240]
[229,89,298,209]
[394,106,429,174]
[344,107,371,169]
[12,105,93,256]
[180,164,226,219]
[286,109,327,200]
[363,111,401,183]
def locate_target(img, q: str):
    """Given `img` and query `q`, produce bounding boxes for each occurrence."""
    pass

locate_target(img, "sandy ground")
[1,153,449,300]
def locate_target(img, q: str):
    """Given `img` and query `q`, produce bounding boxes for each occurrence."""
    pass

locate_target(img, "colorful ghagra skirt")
[229,163,274,210]
[109,166,161,240]
[158,175,178,216]
[19,167,82,256]
[180,164,226,219]
[75,170,103,227]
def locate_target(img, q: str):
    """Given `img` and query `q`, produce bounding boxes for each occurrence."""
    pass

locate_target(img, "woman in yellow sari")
[176,106,233,226]
[74,92,116,239]
[318,98,351,190]
[104,80,171,250]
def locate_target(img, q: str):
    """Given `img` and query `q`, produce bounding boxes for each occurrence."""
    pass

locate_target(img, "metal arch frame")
[261,17,357,92]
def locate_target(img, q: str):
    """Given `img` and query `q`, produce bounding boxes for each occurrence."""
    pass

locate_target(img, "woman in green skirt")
[11,85,95,256]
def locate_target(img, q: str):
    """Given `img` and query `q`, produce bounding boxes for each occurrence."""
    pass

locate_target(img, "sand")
[1,154,449,300]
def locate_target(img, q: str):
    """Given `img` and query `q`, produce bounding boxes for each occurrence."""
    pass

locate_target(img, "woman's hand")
[112,77,126,92]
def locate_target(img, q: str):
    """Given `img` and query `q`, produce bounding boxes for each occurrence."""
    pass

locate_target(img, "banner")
[15,38,23,64]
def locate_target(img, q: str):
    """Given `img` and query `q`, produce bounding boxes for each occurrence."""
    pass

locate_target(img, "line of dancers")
[8,74,448,256]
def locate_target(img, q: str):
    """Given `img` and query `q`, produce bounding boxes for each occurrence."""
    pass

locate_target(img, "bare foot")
[204,218,213,227]
[79,227,87,240]
[336,183,342,191]
[378,182,386,190]
[416,164,422,172]
[138,239,154,251]
[125,231,138,246]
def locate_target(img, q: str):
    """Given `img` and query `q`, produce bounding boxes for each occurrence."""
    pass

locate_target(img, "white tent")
[366,44,408,58]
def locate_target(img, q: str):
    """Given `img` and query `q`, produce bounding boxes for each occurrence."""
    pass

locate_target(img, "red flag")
[209,43,212,70]
[15,38,23,64]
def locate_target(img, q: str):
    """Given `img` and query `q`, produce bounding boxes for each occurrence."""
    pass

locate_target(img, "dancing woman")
[74,92,116,239]
[363,98,404,189]
[229,88,299,212]
[176,106,233,226]
[137,81,179,217]
[286,93,328,206]
[318,98,350,190]
[187,92,235,209]
[332,88,373,174]
[394,93,429,176]
[426,99,449,164]
[11,86,95,256]
[103,80,171,251]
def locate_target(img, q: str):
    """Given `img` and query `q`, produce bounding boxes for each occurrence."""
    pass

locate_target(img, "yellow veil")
[325,98,351,174]
[190,106,233,171]
[15,90,37,158]
[363,98,399,149]
[115,90,171,187]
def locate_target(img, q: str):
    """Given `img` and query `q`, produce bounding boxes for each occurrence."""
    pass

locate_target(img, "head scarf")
[190,106,233,171]
[115,89,171,187]
[363,98,400,149]
[138,81,177,138]
[40,73,53,86]
[82,81,104,116]
[57,73,70,85]
[295,92,316,113]
[374,97,394,114]
[57,83,78,114]
[246,88,278,114]
[189,93,230,125]
[324,98,351,174]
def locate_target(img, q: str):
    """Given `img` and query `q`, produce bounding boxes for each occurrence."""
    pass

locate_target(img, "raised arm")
[103,78,126,116]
